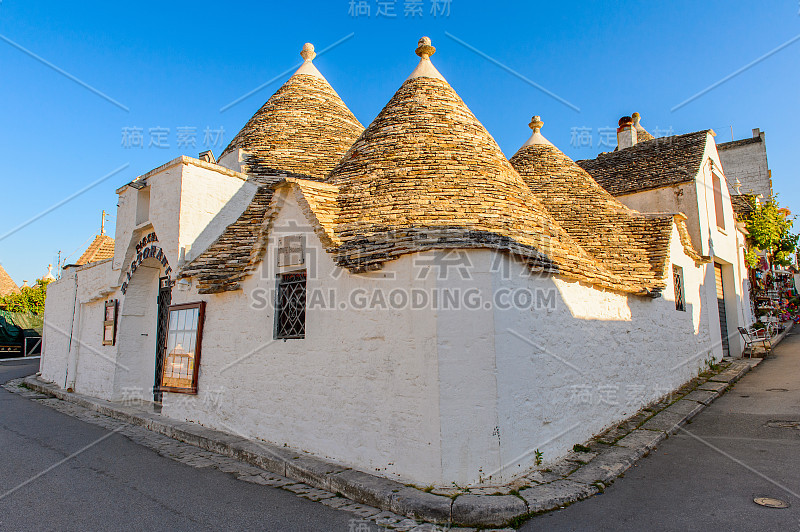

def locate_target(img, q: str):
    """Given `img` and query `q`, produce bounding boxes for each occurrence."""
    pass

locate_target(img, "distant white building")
[717,128,772,200]
[578,115,755,357]
[42,39,726,488]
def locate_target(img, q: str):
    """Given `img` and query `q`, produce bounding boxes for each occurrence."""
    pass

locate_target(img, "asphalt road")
[522,331,800,531]
[0,358,378,532]
[4,333,800,532]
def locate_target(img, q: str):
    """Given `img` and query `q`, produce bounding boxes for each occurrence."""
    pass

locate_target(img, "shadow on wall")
[113,259,163,401]
[472,253,724,486]
[184,182,260,264]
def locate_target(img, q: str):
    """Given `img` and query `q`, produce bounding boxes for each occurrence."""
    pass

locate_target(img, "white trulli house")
[42,38,719,487]
[577,116,754,357]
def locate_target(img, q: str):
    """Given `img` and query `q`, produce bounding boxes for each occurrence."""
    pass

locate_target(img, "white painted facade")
[41,163,721,487]
[608,132,753,357]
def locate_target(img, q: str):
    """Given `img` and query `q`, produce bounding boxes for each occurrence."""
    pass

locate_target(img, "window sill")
[159,386,198,395]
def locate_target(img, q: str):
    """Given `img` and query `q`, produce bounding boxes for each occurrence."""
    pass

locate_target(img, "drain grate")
[765,420,800,429]
[754,497,790,509]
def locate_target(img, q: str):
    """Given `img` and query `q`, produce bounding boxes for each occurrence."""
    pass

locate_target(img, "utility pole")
[101,209,106,236]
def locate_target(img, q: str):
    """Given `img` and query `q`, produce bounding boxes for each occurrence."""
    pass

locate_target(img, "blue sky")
[1,1,798,285]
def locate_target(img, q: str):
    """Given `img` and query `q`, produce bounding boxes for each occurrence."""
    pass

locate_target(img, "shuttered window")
[103,300,118,346]
[712,173,725,230]
[160,301,205,394]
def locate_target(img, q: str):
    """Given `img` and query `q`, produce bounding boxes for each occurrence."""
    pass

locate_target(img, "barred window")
[275,271,306,339]
[160,301,205,394]
[673,266,686,312]
[102,300,118,346]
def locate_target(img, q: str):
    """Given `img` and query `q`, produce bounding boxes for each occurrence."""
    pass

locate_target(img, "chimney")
[752,128,760,138]
[617,116,637,150]
[199,150,216,164]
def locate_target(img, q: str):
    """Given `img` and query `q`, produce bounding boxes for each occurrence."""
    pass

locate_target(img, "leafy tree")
[0,278,52,314]
[742,196,798,268]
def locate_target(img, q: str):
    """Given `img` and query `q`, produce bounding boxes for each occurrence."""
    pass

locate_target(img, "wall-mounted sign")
[121,232,171,294]
[136,232,159,254]
[277,235,305,267]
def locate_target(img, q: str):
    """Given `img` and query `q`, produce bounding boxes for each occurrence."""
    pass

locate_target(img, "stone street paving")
[0,359,503,532]
[5,337,775,529]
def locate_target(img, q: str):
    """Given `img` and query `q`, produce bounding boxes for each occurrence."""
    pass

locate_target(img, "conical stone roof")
[326,38,641,293]
[0,264,20,296]
[220,43,364,181]
[510,117,699,294]
[76,234,115,266]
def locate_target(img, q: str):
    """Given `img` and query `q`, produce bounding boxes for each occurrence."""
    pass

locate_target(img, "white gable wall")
[114,158,248,278]
[42,157,248,400]
[178,163,250,264]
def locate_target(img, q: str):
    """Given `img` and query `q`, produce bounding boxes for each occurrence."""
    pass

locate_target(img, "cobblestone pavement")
[3,377,510,532]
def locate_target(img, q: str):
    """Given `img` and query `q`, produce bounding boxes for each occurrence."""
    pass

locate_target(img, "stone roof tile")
[324,38,651,295]
[510,130,679,293]
[577,130,710,196]
[220,44,364,181]
[76,235,115,266]
[0,265,19,296]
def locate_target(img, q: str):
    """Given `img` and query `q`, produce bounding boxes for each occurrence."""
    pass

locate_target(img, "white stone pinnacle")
[520,115,554,147]
[293,42,325,79]
[407,36,447,82]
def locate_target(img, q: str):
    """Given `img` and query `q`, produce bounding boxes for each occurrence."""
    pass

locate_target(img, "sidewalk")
[21,351,767,529]
[519,324,800,530]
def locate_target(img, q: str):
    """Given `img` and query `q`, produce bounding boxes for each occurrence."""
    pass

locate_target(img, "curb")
[22,358,760,528]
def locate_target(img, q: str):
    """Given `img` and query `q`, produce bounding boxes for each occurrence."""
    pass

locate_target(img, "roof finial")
[300,43,316,62]
[293,42,324,79]
[529,115,544,133]
[632,112,641,125]
[415,36,436,59]
[520,115,553,147]
[407,36,446,81]
[44,264,56,282]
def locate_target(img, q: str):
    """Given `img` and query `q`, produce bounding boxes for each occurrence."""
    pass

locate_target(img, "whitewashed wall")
[43,157,249,402]
[178,163,249,264]
[431,222,716,486]
[40,270,77,388]
[41,259,120,395]
[162,186,719,487]
[114,157,248,283]
[41,161,729,488]
[487,224,715,485]
[166,186,444,486]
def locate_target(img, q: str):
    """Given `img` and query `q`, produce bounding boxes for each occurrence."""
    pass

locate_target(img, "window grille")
[103,300,118,346]
[275,271,306,339]
[160,301,205,394]
[673,266,686,312]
